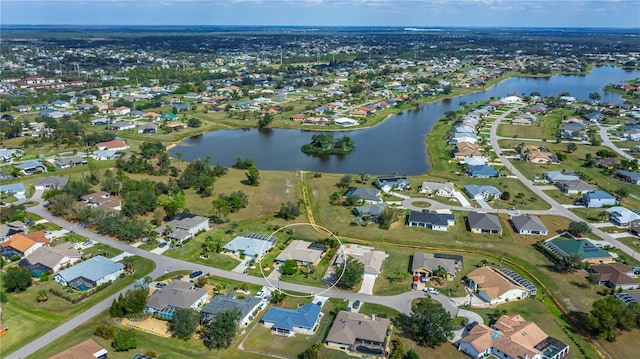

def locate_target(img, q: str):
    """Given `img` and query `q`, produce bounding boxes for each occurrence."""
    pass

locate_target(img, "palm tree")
[432,266,448,284]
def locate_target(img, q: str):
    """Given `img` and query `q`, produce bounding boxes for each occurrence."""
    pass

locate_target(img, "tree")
[36,289,48,302]
[297,342,321,359]
[270,290,287,304]
[566,142,578,153]
[112,329,138,351]
[557,254,584,273]
[405,349,420,359]
[277,201,300,220]
[568,221,591,237]
[203,309,241,350]
[409,299,454,347]
[158,191,185,219]
[109,288,148,318]
[379,206,401,230]
[3,267,32,292]
[586,273,600,290]
[589,92,602,102]
[337,257,365,288]
[585,297,638,341]
[500,191,511,201]
[171,308,200,340]
[282,259,298,276]
[94,325,116,340]
[245,166,260,186]
[338,174,353,188]
[258,112,274,129]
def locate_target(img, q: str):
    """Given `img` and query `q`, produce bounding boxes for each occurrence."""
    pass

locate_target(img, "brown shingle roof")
[325,311,390,346]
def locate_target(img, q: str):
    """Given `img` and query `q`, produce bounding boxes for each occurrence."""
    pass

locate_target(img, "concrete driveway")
[358,273,377,295]
[452,191,472,207]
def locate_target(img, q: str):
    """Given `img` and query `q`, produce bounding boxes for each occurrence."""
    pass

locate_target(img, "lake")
[169,66,640,175]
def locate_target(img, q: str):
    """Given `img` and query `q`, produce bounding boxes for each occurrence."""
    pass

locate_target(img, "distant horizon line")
[1,24,639,30]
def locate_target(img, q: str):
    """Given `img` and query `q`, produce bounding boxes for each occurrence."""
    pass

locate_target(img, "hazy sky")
[2,0,639,28]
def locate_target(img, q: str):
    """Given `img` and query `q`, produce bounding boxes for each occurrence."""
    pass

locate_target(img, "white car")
[423,287,440,295]
[255,290,265,298]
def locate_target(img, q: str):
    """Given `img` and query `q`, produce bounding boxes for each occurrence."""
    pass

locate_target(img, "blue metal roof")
[262,303,321,331]
[55,255,124,283]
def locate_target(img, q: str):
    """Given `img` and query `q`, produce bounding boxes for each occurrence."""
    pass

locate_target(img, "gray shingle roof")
[468,212,502,231]
[201,293,261,321]
[511,215,548,232]
[146,280,207,310]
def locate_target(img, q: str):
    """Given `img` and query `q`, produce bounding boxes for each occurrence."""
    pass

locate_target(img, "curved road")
[598,123,636,161]
[8,197,458,359]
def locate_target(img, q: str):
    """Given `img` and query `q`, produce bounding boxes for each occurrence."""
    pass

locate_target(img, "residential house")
[49,339,108,359]
[95,140,129,151]
[407,210,455,231]
[578,190,617,208]
[15,160,47,175]
[156,213,209,243]
[420,180,456,197]
[411,252,464,282]
[544,171,580,183]
[343,187,382,204]
[107,121,136,131]
[453,142,483,160]
[463,185,502,201]
[541,237,613,265]
[511,215,549,236]
[583,111,604,123]
[325,311,391,356]
[1,233,44,257]
[511,113,537,125]
[0,221,28,242]
[595,157,620,169]
[34,176,69,190]
[352,203,389,222]
[616,170,640,185]
[559,119,587,140]
[166,121,188,130]
[54,255,124,290]
[605,206,640,227]
[53,156,87,169]
[463,156,487,167]
[555,179,594,194]
[373,176,411,192]
[19,242,82,276]
[335,244,388,277]
[458,314,569,359]
[0,183,26,199]
[521,145,555,164]
[91,150,124,160]
[465,266,532,304]
[590,264,639,290]
[201,293,262,327]
[466,165,498,178]
[81,191,121,211]
[275,240,326,266]
[145,280,208,320]
[137,122,158,134]
[468,212,502,235]
[261,303,322,336]
[223,233,276,261]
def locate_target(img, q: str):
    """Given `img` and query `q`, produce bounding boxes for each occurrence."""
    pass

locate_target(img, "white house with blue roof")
[579,190,618,208]
[223,233,276,261]
[0,183,26,199]
[15,160,47,175]
[261,303,322,336]
[54,255,124,291]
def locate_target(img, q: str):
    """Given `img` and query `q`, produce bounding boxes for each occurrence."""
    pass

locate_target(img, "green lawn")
[0,256,154,356]
[163,231,240,271]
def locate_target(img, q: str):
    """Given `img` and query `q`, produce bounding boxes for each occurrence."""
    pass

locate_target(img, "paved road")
[489,106,639,259]
[12,198,467,359]
[598,123,636,161]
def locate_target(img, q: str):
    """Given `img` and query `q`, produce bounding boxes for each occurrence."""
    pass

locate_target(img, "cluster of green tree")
[336,257,365,288]
[109,288,148,318]
[83,131,117,146]
[115,153,172,176]
[388,339,419,359]
[408,299,454,347]
[277,201,301,220]
[585,297,640,341]
[177,158,227,197]
[0,203,27,223]
[203,309,241,350]
[232,156,255,169]
[2,267,33,293]
[210,191,249,221]
[301,135,355,156]
[76,207,148,242]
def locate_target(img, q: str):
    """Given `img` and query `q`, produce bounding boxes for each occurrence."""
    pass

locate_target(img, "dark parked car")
[353,300,360,309]
[155,282,167,288]
[189,270,203,279]
[158,242,168,248]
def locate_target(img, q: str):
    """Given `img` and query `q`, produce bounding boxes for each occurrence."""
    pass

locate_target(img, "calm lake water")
[169,66,640,175]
